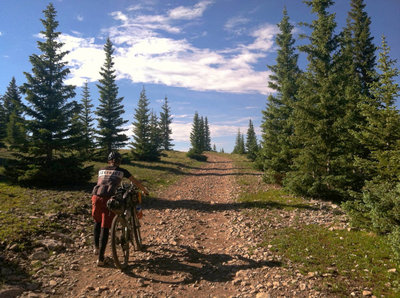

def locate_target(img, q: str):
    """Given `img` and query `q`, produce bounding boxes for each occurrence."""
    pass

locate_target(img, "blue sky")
[0,0,399,152]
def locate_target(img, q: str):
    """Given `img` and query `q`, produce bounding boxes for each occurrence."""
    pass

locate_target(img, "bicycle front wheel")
[132,209,143,251]
[111,215,129,269]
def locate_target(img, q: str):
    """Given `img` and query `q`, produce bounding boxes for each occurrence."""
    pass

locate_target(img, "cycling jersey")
[92,166,132,197]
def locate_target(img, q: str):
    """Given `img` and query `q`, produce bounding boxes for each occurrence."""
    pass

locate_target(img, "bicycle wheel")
[111,215,129,269]
[132,209,143,251]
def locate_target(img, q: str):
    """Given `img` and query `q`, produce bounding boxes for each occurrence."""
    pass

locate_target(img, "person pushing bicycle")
[91,151,149,266]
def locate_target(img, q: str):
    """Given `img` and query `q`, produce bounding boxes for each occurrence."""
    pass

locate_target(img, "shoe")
[93,247,99,255]
[96,259,105,266]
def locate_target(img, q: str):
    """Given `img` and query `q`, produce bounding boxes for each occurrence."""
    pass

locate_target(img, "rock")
[362,290,372,296]
[49,280,58,286]
[300,283,307,291]
[256,293,270,298]
[0,286,24,297]
[30,251,49,261]
[388,268,396,273]
[37,239,65,251]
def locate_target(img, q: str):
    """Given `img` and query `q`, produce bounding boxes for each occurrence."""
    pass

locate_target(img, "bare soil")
[11,153,348,297]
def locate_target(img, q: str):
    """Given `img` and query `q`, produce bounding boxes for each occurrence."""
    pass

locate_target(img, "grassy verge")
[230,153,400,296]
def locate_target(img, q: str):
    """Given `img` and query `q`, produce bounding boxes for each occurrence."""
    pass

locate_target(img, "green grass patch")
[265,224,400,296]
[238,188,312,211]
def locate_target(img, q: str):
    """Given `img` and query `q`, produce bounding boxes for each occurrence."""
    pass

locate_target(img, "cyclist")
[91,151,149,266]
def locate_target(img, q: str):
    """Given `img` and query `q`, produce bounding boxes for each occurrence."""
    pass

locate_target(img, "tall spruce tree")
[159,96,173,151]
[343,36,400,257]
[14,3,91,185]
[260,7,300,183]
[21,3,77,162]
[3,77,25,149]
[131,87,159,161]
[284,0,350,199]
[204,117,212,151]
[246,119,258,161]
[79,81,95,156]
[190,112,203,154]
[233,129,245,154]
[149,111,162,160]
[346,0,376,96]
[96,38,128,157]
[0,95,6,147]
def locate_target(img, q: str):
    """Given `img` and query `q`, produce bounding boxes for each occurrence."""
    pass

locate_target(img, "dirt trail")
[17,153,339,297]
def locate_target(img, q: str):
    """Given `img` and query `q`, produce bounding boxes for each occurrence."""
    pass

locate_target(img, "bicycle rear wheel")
[111,215,129,269]
[132,209,142,251]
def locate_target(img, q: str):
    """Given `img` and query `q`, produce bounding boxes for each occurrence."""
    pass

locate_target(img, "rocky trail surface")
[5,153,349,297]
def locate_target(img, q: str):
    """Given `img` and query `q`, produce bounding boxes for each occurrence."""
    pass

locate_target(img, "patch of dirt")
[11,153,349,297]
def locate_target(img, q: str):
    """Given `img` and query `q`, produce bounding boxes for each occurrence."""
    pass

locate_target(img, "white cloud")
[224,16,250,35]
[76,15,84,22]
[0,31,3,36]
[61,1,276,94]
[168,1,213,20]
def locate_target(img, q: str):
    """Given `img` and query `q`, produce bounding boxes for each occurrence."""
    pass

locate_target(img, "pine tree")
[343,37,400,256]
[190,112,203,154]
[149,111,162,160]
[346,0,376,97]
[284,0,350,199]
[204,117,212,151]
[21,3,77,163]
[213,144,217,152]
[260,7,300,184]
[79,81,95,156]
[0,95,7,148]
[95,38,128,158]
[159,96,173,151]
[233,129,245,154]
[354,36,400,184]
[12,3,92,185]
[131,87,153,160]
[3,77,25,149]
[246,119,258,161]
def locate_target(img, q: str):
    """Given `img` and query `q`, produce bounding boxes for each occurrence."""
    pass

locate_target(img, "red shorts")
[91,195,115,228]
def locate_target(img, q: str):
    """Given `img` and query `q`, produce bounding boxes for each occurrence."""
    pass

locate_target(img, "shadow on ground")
[145,197,317,213]
[122,244,281,285]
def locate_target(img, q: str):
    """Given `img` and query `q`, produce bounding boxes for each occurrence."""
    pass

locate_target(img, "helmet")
[108,151,122,162]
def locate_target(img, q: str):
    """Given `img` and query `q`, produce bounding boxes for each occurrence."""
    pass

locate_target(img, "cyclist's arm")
[128,176,149,196]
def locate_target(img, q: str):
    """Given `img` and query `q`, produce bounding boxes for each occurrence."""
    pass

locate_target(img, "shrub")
[186,149,207,161]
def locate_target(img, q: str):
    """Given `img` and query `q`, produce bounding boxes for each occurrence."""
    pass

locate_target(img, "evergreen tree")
[346,0,376,96]
[233,129,245,154]
[204,117,212,151]
[190,112,203,154]
[284,0,350,199]
[246,119,259,161]
[199,116,205,152]
[3,77,25,149]
[12,3,92,185]
[130,87,154,161]
[260,7,300,184]
[0,95,6,147]
[79,81,95,156]
[159,96,173,151]
[213,144,217,152]
[343,36,400,257]
[149,111,162,160]
[95,38,128,157]
[21,3,77,162]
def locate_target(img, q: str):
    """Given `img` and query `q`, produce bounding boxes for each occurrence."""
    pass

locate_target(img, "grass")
[266,225,400,296]
[231,153,400,297]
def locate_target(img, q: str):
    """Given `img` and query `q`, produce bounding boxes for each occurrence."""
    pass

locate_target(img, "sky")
[0,0,399,153]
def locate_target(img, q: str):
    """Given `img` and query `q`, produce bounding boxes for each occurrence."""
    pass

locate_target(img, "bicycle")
[109,182,143,270]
